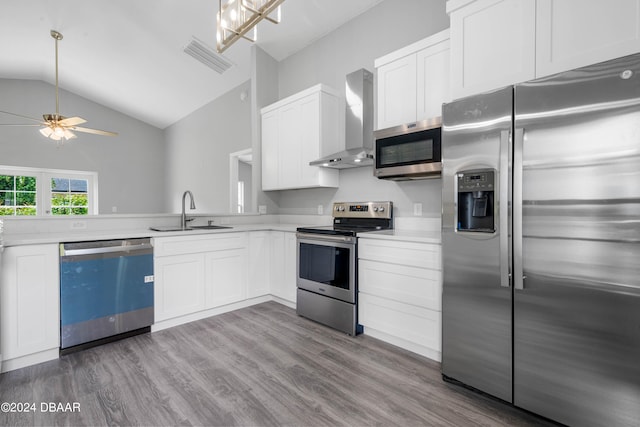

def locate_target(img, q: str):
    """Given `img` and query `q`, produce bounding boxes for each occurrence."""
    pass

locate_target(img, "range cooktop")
[297,201,393,236]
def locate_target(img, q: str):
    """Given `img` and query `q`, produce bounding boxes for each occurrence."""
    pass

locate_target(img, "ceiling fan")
[0,30,117,142]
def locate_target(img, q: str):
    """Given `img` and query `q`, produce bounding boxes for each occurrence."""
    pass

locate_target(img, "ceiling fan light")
[53,126,65,137]
[63,129,77,140]
[40,127,53,137]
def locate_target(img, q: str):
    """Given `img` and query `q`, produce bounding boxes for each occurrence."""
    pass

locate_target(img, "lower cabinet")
[153,230,298,327]
[153,233,248,323]
[0,244,59,371]
[206,248,247,308]
[269,231,297,304]
[358,237,442,362]
[247,231,271,299]
[154,253,206,321]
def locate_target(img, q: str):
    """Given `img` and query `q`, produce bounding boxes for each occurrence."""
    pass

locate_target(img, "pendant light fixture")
[216,0,284,53]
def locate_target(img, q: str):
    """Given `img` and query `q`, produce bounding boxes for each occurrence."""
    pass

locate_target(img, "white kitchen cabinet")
[206,248,247,307]
[247,231,270,299]
[153,233,248,322]
[283,232,297,303]
[0,244,59,371]
[261,110,279,191]
[535,0,640,77]
[269,231,297,304]
[375,29,450,130]
[358,237,442,361]
[154,253,206,321]
[261,85,342,191]
[448,0,535,100]
[448,0,640,99]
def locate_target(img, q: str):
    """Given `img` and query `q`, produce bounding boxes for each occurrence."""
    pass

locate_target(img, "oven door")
[296,232,356,303]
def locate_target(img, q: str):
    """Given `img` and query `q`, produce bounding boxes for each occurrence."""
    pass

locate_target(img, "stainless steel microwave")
[373,118,442,180]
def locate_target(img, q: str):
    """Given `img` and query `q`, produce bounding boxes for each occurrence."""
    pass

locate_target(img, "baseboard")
[363,326,442,362]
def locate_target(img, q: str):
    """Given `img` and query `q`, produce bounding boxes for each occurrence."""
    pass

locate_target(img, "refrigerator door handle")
[499,129,510,288]
[513,127,525,290]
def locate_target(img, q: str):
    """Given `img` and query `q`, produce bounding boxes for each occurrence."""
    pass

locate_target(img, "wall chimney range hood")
[310,69,374,169]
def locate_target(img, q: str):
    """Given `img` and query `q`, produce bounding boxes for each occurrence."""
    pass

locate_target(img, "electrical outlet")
[71,220,87,229]
[111,206,118,213]
[258,205,267,214]
[413,203,423,216]
[317,204,323,215]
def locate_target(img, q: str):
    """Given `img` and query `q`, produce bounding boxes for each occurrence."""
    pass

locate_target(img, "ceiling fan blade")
[0,124,43,127]
[72,126,118,137]
[0,110,46,124]
[58,116,87,126]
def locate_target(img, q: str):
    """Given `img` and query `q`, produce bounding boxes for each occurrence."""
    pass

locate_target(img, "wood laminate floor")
[0,302,554,426]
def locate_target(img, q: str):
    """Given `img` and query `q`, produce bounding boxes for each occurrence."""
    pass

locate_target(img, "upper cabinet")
[261,85,342,191]
[448,0,640,99]
[448,0,535,99]
[375,30,451,130]
[535,0,640,77]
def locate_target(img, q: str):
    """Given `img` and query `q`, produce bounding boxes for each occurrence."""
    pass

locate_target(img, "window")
[0,166,97,216]
[237,181,245,213]
[51,177,89,215]
[0,174,37,215]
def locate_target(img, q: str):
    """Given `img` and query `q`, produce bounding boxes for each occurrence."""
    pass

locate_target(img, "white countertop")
[1,223,303,247]
[2,216,442,246]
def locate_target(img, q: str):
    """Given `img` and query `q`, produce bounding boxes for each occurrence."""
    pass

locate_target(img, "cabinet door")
[416,39,451,120]
[298,93,322,187]
[154,254,205,321]
[1,244,59,360]
[206,248,247,307]
[269,231,297,303]
[282,232,298,303]
[536,0,640,77]
[278,102,303,189]
[377,54,417,129]
[359,259,442,311]
[261,110,279,191]
[449,0,536,99]
[247,232,270,299]
[269,231,285,299]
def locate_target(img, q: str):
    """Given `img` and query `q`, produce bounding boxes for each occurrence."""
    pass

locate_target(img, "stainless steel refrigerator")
[441,53,640,427]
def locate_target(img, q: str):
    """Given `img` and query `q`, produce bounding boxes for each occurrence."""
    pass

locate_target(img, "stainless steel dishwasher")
[59,238,154,352]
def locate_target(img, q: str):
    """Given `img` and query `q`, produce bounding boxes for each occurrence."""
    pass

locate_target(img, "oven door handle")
[296,232,355,244]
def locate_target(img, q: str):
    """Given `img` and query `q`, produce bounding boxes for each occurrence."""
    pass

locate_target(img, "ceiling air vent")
[183,36,233,74]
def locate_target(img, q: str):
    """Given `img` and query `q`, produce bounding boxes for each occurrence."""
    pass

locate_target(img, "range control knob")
[373,207,379,212]
[378,206,385,212]
[339,206,345,212]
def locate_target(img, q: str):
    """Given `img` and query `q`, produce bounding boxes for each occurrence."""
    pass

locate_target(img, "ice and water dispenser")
[456,169,495,233]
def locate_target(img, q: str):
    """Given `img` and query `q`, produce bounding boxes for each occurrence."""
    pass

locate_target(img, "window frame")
[0,165,98,216]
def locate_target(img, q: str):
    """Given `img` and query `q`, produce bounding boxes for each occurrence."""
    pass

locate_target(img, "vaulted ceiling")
[0,0,384,128]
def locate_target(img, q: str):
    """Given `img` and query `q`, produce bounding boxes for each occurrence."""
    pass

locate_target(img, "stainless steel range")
[296,201,393,335]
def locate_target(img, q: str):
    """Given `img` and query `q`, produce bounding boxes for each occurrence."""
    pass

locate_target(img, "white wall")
[251,46,281,215]
[164,80,252,214]
[0,78,166,214]
[273,0,449,218]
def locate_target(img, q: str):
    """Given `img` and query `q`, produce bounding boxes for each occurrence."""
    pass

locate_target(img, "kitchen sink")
[149,225,232,232]
[149,226,194,232]
[188,225,232,230]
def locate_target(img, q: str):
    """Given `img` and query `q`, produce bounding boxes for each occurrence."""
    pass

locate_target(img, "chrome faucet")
[181,190,196,229]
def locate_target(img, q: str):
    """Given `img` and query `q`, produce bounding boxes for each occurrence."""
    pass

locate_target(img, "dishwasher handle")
[60,238,153,257]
